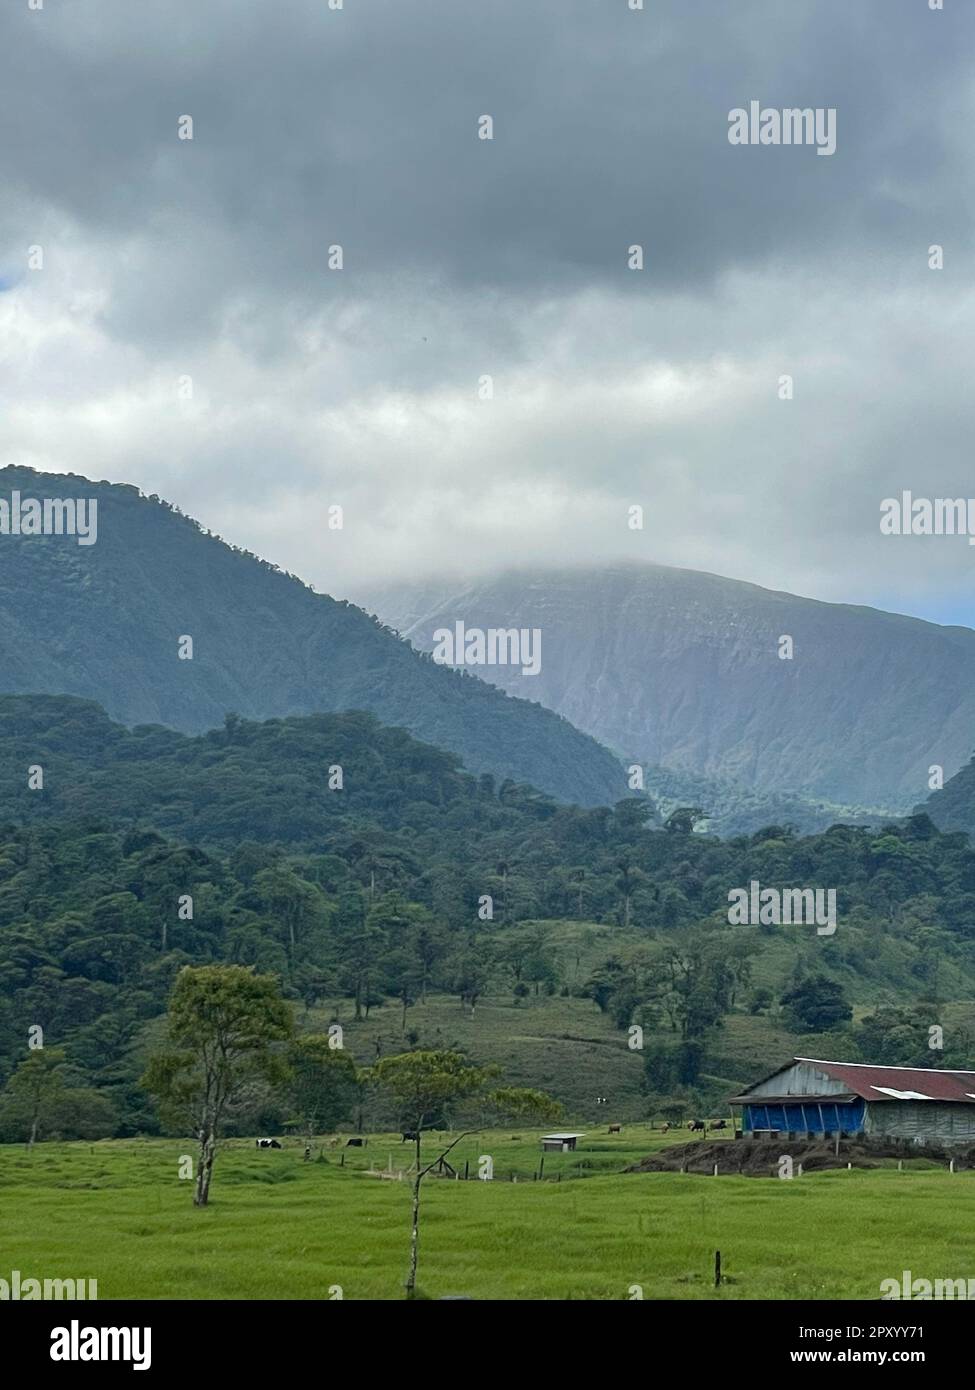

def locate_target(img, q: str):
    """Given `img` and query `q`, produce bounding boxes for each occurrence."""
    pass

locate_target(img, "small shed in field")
[730,1058,975,1144]
[541,1132,585,1152]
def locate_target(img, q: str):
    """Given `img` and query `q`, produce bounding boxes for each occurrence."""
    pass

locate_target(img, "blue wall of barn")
[743,1099,865,1134]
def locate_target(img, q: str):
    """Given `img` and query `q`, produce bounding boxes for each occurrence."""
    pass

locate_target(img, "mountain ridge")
[0,466,625,808]
[354,561,975,812]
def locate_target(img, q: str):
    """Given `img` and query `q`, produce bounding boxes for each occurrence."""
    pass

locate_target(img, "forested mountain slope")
[2,697,975,1136]
[0,467,623,807]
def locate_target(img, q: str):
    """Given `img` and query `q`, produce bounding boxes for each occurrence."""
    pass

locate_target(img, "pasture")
[1,1129,971,1300]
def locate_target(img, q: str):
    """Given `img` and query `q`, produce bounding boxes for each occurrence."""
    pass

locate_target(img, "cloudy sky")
[1,0,972,624]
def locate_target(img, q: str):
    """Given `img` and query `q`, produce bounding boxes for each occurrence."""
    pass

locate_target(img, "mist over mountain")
[0,468,625,808]
[355,563,975,814]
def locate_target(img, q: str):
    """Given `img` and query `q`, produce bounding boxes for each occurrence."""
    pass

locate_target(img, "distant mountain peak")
[354,562,975,812]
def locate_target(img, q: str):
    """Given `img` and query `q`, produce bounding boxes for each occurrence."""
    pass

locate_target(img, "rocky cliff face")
[356,562,975,812]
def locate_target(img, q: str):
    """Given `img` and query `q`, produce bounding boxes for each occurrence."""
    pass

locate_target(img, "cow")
[661,1122,670,1134]
[608,1124,622,1134]
[256,1138,282,1149]
[709,1119,728,1131]
[401,1131,420,1143]
[345,1137,366,1147]
[688,1120,706,1132]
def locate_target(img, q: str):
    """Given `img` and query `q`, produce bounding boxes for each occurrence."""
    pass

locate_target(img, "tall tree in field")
[367,1050,560,1298]
[143,965,292,1206]
[0,1048,69,1151]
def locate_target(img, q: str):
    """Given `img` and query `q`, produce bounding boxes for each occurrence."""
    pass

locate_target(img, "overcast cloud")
[1,0,972,623]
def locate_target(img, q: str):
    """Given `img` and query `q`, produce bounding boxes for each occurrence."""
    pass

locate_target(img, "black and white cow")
[256,1138,282,1149]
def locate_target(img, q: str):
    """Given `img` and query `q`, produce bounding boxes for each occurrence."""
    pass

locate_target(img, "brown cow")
[608,1124,622,1134]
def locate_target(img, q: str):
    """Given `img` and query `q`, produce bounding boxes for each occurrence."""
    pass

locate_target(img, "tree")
[614,856,648,929]
[334,885,385,1020]
[51,1086,118,1140]
[664,807,707,835]
[656,936,733,1041]
[571,867,588,920]
[584,956,628,1013]
[0,1048,69,1150]
[410,919,451,1003]
[854,1005,939,1067]
[287,1034,358,1141]
[379,948,423,1032]
[142,965,293,1206]
[366,1050,559,1298]
[780,974,852,1033]
[249,865,328,961]
[747,986,774,1015]
[443,938,494,1017]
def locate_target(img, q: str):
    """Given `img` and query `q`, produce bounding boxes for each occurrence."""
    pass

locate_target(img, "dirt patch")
[625,1135,975,1178]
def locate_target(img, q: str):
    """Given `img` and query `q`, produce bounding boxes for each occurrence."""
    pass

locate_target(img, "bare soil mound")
[625,1135,975,1178]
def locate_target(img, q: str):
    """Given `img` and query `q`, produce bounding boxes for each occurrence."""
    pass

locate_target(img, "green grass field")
[2,1130,971,1300]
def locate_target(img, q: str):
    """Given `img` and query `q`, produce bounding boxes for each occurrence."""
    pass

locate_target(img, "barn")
[729,1057,975,1144]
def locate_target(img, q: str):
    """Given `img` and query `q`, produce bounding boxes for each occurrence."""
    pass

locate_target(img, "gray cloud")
[0,0,972,621]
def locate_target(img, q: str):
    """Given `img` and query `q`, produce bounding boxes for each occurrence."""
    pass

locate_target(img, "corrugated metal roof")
[734,1058,975,1105]
[799,1059,975,1103]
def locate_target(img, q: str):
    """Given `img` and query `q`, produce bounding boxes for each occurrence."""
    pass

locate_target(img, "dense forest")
[2,695,975,1139]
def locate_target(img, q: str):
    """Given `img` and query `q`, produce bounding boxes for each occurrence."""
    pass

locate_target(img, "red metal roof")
[795,1058,975,1104]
